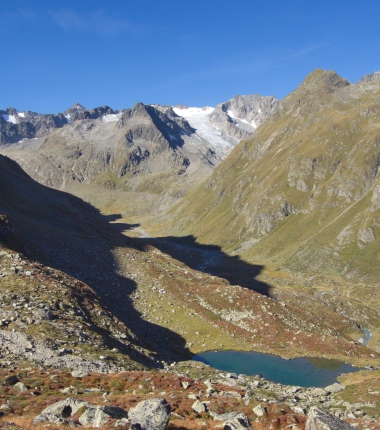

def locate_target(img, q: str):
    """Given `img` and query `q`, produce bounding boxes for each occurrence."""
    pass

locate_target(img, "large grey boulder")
[306,407,357,430]
[128,397,171,430]
[79,405,128,428]
[33,397,91,425]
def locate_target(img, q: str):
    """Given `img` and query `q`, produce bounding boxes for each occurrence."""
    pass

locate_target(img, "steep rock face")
[33,102,194,192]
[166,69,380,280]
[0,107,68,144]
[208,94,278,144]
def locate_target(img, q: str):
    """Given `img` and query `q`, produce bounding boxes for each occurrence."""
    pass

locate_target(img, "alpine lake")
[192,350,362,388]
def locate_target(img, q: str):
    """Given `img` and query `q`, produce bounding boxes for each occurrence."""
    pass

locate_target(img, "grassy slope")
[148,69,380,352]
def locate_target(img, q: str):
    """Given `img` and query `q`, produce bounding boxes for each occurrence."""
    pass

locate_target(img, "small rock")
[13,382,28,393]
[192,400,206,414]
[253,404,266,417]
[0,403,14,413]
[58,348,73,356]
[188,393,198,399]
[71,370,89,378]
[34,308,53,320]
[3,375,19,386]
[181,381,190,389]
[115,417,129,427]
[324,383,346,394]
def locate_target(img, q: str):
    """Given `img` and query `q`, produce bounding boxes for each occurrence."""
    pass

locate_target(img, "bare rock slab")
[128,397,171,430]
[306,407,357,430]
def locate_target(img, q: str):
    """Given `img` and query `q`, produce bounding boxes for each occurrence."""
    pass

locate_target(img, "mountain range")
[1,68,380,428]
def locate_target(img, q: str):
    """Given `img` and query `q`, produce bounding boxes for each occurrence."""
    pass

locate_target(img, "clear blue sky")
[1,0,379,113]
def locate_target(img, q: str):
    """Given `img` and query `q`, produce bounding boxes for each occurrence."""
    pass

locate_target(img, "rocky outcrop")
[306,407,356,430]
[208,94,278,144]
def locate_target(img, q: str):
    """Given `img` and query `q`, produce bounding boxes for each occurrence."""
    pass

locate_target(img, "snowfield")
[173,106,233,150]
[2,114,17,124]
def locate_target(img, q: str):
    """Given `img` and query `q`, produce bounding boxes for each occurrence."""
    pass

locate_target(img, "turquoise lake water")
[192,350,361,387]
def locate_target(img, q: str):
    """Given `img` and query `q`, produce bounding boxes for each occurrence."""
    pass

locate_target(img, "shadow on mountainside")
[140,236,272,297]
[0,155,187,366]
[108,219,272,297]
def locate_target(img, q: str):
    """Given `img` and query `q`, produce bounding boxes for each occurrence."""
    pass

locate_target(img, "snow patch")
[65,115,71,123]
[2,114,17,124]
[103,113,121,123]
[227,109,256,128]
[18,112,25,118]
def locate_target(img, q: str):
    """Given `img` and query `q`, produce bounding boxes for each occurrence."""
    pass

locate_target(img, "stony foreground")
[1,364,380,429]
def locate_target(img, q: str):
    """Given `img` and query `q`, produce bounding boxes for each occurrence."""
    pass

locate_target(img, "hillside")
[162,69,380,281]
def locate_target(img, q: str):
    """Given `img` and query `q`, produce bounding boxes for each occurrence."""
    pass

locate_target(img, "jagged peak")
[359,69,380,83]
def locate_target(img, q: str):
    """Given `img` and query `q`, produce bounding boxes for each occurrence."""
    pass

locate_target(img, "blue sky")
[1,0,380,113]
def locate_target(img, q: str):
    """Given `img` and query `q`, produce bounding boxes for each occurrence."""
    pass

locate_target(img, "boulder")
[324,383,346,394]
[13,382,28,393]
[192,399,206,413]
[34,308,53,320]
[3,375,19,386]
[128,397,171,430]
[33,397,91,425]
[253,404,266,417]
[79,405,128,428]
[71,370,89,378]
[212,412,250,429]
[306,406,357,430]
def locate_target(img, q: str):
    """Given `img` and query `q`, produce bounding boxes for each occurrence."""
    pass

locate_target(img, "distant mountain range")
[0,94,278,214]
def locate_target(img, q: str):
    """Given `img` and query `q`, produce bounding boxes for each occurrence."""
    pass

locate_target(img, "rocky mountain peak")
[359,69,380,83]
[297,69,350,94]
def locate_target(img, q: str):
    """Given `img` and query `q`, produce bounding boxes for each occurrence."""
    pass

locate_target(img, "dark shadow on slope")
[107,218,272,297]
[138,235,272,297]
[0,155,187,366]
